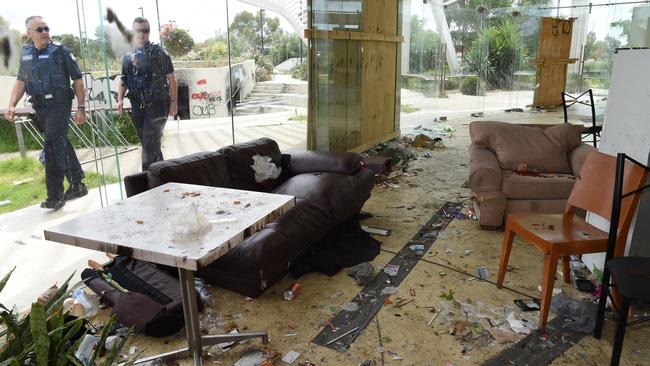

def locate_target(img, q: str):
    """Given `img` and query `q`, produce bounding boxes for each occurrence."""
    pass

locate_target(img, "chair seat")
[607,257,650,302]
[508,213,609,247]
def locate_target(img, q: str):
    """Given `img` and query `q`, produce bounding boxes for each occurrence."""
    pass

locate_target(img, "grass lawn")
[0,157,119,214]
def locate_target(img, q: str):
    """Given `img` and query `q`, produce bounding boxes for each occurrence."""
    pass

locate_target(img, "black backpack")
[82,256,203,337]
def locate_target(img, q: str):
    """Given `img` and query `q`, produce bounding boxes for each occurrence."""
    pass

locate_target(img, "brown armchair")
[468,121,596,229]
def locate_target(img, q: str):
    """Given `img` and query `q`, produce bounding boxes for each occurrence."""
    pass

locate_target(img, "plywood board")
[533,17,575,108]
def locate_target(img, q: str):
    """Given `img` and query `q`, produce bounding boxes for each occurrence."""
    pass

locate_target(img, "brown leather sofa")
[468,121,596,229]
[124,138,375,297]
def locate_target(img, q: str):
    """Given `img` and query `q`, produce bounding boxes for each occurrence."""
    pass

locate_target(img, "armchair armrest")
[284,149,363,176]
[569,143,597,176]
[468,143,502,192]
[124,171,149,198]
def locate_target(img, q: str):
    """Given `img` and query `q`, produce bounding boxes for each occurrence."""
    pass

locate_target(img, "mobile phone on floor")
[514,299,541,312]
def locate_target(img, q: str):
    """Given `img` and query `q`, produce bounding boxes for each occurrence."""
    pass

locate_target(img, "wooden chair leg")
[497,224,515,288]
[562,256,572,284]
[610,298,630,366]
[539,252,560,331]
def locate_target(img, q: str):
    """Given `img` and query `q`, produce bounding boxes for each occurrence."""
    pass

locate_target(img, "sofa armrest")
[468,143,502,192]
[124,172,149,198]
[569,143,597,176]
[285,149,362,176]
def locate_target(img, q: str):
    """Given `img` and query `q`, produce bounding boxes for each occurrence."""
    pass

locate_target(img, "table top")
[44,183,295,270]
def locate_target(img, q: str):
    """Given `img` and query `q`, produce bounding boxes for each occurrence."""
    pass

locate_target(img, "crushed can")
[283,282,301,301]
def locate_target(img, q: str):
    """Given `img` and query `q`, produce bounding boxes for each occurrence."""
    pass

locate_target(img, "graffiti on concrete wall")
[190,78,223,117]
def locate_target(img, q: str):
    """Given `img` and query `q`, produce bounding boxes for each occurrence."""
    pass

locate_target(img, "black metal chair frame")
[562,89,600,147]
[594,153,650,366]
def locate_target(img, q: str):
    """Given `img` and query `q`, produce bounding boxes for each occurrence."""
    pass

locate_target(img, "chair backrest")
[565,151,648,239]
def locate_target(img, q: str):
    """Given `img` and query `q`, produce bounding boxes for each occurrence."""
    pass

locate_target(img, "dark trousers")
[130,100,168,171]
[34,100,84,199]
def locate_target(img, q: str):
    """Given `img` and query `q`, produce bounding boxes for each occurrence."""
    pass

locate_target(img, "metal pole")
[14,121,26,158]
[226,0,236,144]
[138,7,143,17]
[155,0,162,48]
[260,9,264,55]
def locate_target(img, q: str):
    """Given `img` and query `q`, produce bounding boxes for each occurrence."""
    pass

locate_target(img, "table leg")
[179,268,203,366]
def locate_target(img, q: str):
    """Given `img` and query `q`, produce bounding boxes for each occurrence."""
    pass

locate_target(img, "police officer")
[5,16,87,210]
[117,17,177,171]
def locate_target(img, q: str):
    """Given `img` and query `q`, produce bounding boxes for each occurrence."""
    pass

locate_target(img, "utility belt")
[29,88,74,107]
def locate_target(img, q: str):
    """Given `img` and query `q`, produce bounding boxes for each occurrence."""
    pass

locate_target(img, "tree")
[163,28,195,57]
[229,10,280,57]
[51,34,81,58]
[610,19,631,46]
[465,19,528,89]
[269,30,301,65]
[409,15,443,73]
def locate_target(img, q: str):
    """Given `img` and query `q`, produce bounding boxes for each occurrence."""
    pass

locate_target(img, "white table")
[44,182,296,365]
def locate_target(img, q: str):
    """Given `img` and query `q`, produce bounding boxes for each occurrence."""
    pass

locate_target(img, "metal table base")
[133,269,268,366]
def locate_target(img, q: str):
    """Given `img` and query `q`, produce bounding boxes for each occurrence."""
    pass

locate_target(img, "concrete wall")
[175,60,256,119]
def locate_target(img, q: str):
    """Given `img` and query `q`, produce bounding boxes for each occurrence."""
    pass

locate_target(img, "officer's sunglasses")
[135,28,150,34]
[31,26,50,33]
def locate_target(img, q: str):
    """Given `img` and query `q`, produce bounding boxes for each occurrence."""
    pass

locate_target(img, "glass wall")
[400,0,645,128]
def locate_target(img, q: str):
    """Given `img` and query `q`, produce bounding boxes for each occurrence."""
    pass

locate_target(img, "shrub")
[444,77,460,90]
[460,76,485,96]
[253,50,274,82]
[290,62,308,81]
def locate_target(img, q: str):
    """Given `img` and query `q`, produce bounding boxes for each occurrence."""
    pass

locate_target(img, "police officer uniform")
[121,41,173,171]
[17,41,85,207]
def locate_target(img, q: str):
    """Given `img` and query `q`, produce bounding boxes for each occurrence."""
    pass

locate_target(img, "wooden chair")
[594,153,650,366]
[496,151,648,331]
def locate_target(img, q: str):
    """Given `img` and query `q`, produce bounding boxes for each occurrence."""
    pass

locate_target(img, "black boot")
[41,196,65,210]
[64,182,88,201]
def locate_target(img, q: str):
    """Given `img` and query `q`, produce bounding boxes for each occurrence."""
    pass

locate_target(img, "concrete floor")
[1,91,645,365]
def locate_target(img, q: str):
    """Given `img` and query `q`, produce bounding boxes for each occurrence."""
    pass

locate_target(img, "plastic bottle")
[73,289,99,317]
[74,334,99,366]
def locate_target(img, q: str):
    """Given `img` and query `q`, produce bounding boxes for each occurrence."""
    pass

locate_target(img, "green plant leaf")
[89,316,116,366]
[0,267,16,295]
[29,303,50,366]
[45,272,77,313]
[0,356,21,366]
[66,353,83,366]
[101,327,134,366]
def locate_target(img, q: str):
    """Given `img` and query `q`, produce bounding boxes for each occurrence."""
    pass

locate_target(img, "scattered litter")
[422,152,432,158]
[550,293,598,333]
[347,262,374,286]
[440,289,455,301]
[234,349,270,366]
[234,200,241,205]
[386,350,402,360]
[470,112,484,117]
[284,333,298,337]
[171,202,211,234]
[181,191,201,198]
[477,267,489,280]
[394,298,414,308]
[329,290,345,298]
[514,299,540,312]
[439,271,447,277]
[325,326,360,345]
[488,327,526,344]
[537,285,562,296]
[387,169,403,179]
[210,217,238,224]
[409,288,416,297]
[13,240,25,246]
[218,329,240,352]
[281,350,301,364]
[342,302,359,312]
[129,345,137,355]
[361,225,391,236]
[506,312,532,334]
[383,182,400,189]
[381,287,398,295]
[412,134,443,148]
[504,108,524,112]
[283,283,301,301]
[427,311,439,326]
[251,154,282,183]
[75,334,99,365]
[409,244,425,255]
[135,220,144,225]
[359,361,375,366]
[450,320,471,338]
[12,177,33,185]
[462,249,473,256]
[383,264,400,277]
[0,200,11,206]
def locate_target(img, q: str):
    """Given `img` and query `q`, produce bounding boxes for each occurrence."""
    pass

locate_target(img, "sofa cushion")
[217,137,283,192]
[502,170,576,200]
[272,169,375,222]
[197,200,334,296]
[147,151,230,189]
[470,121,583,174]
